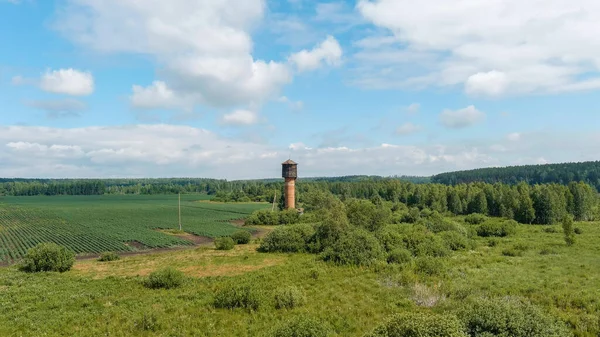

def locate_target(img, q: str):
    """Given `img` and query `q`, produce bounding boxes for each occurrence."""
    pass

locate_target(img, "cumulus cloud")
[0,125,598,178]
[356,0,600,96]
[39,69,94,96]
[395,122,421,135]
[440,105,485,129]
[54,0,340,113]
[24,99,87,118]
[289,35,343,72]
[221,110,258,126]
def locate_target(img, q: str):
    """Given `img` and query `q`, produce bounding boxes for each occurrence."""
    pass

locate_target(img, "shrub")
[19,242,75,273]
[143,267,184,289]
[458,297,570,337]
[245,209,279,226]
[279,209,301,225]
[543,227,559,233]
[98,251,120,262]
[230,230,252,244]
[274,286,306,309]
[376,224,408,252]
[346,198,391,232]
[321,229,385,266]
[574,227,583,235]
[421,212,467,234]
[215,237,235,250]
[562,215,576,246]
[268,316,332,337]
[387,248,412,264]
[135,313,161,332]
[366,312,467,337]
[259,224,314,253]
[465,213,487,225]
[308,218,350,253]
[415,256,446,276]
[502,244,528,257]
[213,284,263,310]
[403,229,451,258]
[476,220,517,237]
[487,239,498,247]
[440,231,470,251]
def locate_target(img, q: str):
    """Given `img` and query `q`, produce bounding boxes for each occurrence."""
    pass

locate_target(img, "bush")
[279,209,301,225]
[274,286,306,309]
[259,224,314,253]
[245,209,279,226]
[268,316,332,337]
[376,224,408,252]
[346,198,392,232]
[213,283,263,310]
[465,213,488,225]
[308,217,350,253]
[143,267,184,289]
[215,237,235,250]
[562,215,576,246]
[574,227,583,235]
[415,256,446,276]
[402,228,451,257]
[98,251,120,262]
[487,239,499,247]
[502,244,528,257]
[19,242,75,273]
[230,230,252,244]
[458,297,570,337]
[440,231,470,251]
[476,220,517,237]
[421,212,467,234]
[543,227,559,233]
[387,248,412,264]
[366,312,467,337]
[321,229,385,266]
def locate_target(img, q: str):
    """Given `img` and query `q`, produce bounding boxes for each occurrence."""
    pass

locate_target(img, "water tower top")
[282,159,298,178]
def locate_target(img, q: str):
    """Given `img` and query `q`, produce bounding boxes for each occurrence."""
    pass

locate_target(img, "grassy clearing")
[0,218,599,336]
[0,195,269,263]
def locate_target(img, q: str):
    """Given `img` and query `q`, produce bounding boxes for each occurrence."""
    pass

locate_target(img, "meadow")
[0,219,598,336]
[0,195,268,263]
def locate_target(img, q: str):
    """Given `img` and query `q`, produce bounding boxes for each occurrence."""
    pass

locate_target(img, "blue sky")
[1,0,599,179]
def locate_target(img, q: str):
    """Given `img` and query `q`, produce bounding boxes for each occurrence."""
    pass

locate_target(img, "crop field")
[0,195,268,263]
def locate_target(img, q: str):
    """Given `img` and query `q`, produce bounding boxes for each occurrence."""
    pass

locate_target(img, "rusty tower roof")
[282,159,297,165]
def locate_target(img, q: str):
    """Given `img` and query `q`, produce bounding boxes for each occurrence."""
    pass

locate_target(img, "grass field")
[0,220,598,336]
[0,195,268,262]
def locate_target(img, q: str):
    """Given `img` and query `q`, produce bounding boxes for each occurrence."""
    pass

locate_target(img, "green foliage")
[562,215,576,246]
[345,198,392,232]
[366,312,467,337]
[19,243,75,273]
[501,244,528,257]
[274,286,306,309]
[420,212,466,234]
[415,256,446,276]
[574,227,583,235]
[268,316,332,337]
[402,227,451,257]
[400,207,421,223]
[321,229,385,266]
[135,313,161,332]
[440,231,470,251]
[279,209,301,225]
[258,224,314,253]
[387,248,412,264]
[143,267,185,289]
[230,230,252,244]
[465,213,487,225]
[98,251,120,262]
[458,297,570,337]
[476,220,517,237]
[213,283,263,311]
[245,209,280,226]
[215,237,235,250]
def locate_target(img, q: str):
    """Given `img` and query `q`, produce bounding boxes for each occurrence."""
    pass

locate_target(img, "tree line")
[431,161,600,191]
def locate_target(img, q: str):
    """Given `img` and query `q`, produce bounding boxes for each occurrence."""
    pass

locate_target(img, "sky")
[1,0,600,179]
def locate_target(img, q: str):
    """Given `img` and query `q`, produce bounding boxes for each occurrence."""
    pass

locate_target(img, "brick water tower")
[281,159,298,209]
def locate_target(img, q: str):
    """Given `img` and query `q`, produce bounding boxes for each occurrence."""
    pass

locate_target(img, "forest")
[432,160,600,190]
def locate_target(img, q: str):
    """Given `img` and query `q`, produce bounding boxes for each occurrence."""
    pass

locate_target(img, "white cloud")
[405,103,420,114]
[24,99,87,118]
[289,35,343,72]
[40,68,94,96]
[221,110,258,126]
[0,125,598,178]
[356,0,600,96]
[277,96,304,111]
[395,122,422,135]
[130,81,196,111]
[440,105,485,129]
[507,133,521,141]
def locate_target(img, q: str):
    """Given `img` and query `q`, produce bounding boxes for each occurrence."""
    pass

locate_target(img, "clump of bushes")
[245,209,300,226]
[387,248,412,264]
[215,237,235,250]
[465,213,488,225]
[562,215,576,246]
[440,231,470,251]
[415,256,446,276]
[268,316,332,337]
[258,224,314,253]
[213,283,263,310]
[458,297,570,337]
[574,227,583,235]
[476,220,517,237]
[321,229,385,266]
[421,212,467,234]
[20,242,75,273]
[143,267,185,289]
[230,230,252,244]
[274,286,306,309]
[366,312,467,337]
[502,244,528,257]
[543,227,559,233]
[98,251,120,262]
[403,228,451,258]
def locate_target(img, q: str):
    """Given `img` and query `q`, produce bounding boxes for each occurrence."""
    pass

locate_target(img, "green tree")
[562,215,576,246]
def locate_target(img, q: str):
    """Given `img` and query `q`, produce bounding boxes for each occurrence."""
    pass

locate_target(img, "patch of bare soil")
[125,241,149,250]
